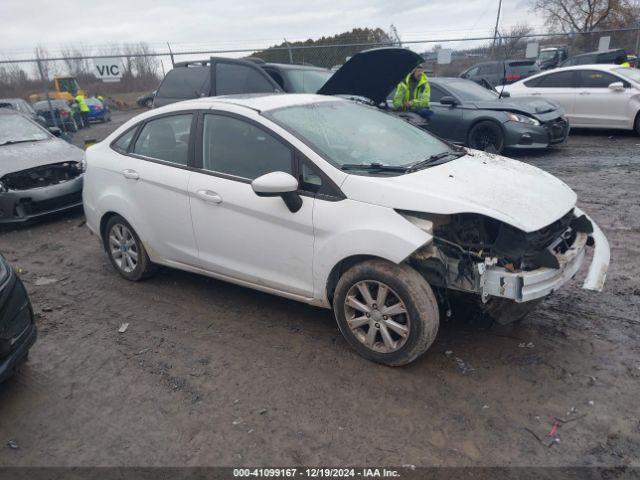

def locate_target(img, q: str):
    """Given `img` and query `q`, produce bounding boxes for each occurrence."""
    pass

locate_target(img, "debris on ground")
[118,323,129,333]
[232,418,243,425]
[259,409,268,415]
[444,350,453,357]
[453,356,474,374]
[518,342,535,348]
[525,413,588,448]
[7,440,18,449]
[34,277,58,286]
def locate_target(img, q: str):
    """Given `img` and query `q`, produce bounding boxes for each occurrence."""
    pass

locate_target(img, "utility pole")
[284,39,293,64]
[390,24,402,47]
[166,42,175,67]
[492,0,503,56]
[36,57,61,132]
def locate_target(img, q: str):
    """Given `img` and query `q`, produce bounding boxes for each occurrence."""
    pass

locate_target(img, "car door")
[524,70,578,124]
[188,112,315,298]
[114,112,200,266]
[573,69,631,128]
[425,85,464,141]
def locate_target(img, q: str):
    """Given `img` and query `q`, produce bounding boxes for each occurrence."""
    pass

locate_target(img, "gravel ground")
[0,109,638,468]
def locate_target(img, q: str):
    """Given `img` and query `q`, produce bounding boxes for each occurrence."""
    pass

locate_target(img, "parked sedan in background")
[33,99,79,132]
[421,77,569,152]
[460,59,540,87]
[83,94,608,366]
[0,255,36,384]
[86,97,111,123]
[505,64,640,133]
[0,109,84,224]
[0,98,48,128]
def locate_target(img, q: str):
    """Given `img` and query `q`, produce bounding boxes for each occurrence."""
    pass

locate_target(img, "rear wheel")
[634,112,640,136]
[333,260,439,366]
[468,120,505,153]
[104,215,156,281]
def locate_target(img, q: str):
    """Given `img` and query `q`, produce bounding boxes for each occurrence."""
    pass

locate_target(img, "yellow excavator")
[29,76,87,102]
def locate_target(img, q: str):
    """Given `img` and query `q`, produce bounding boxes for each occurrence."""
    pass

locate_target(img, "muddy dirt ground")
[0,110,638,468]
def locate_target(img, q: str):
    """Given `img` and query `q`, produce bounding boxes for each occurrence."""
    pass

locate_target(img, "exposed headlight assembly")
[507,113,540,126]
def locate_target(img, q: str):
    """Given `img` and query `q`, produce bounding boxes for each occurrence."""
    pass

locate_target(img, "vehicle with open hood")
[0,109,85,224]
[83,93,609,366]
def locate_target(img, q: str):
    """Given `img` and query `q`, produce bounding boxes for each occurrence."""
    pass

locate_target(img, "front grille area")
[1,162,81,190]
[544,118,569,143]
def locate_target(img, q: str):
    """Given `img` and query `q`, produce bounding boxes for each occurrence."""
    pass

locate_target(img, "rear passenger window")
[112,127,138,153]
[202,114,292,179]
[157,68,209,99]
[536,71,575,88]
[578,70,619,88]
[215,63,276,95]
[132,114,192,165]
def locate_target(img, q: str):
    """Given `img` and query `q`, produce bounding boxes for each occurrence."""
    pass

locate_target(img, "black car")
[0,255,36,384]
[0,109,85,224]
[255,61,333,93]
[460,59,541,87]
[137,90,156,109]
[561,48,627,67]
[422,77,569,153]
[0,98,48,128]
[33,99,80,132]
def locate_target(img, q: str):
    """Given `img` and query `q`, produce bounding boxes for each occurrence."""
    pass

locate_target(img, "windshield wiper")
[406,151,465,173]
[0,139,43,146]
[341,162,408,173]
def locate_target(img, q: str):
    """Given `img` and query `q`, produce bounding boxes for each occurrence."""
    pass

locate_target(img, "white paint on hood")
[340,150,577,233]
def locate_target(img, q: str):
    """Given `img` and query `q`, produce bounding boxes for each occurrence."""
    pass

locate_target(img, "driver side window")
[430,85,446,103]
[202,114,293,180]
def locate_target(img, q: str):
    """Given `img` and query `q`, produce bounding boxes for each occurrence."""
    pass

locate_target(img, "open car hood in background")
[317,48,423,104]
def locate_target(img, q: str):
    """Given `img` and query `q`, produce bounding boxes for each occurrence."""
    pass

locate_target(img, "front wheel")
[468,120,505,153]
[104,215,156,281]
[634,113,640,136]
[333,260,440,366]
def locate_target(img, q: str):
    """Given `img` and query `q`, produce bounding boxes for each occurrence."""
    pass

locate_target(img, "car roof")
[155,93,340,114]
[0,106,21,114]
[263,62,330,71]
[572,48,625,57]
[0,98,22,104]
[533,63,624,73]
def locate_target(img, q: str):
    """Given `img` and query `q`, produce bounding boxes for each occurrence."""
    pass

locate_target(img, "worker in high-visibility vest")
[75,94,91,128]
[392,63,434,121]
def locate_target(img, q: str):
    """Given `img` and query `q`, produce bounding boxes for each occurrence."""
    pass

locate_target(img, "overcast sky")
[1,0,536,58]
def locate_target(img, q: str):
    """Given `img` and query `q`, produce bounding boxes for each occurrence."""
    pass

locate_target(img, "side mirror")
[48,126,62,137]
[251,171,302,213]
[440,96,459,106]
[608,81,625,91]
[501,91,511,98]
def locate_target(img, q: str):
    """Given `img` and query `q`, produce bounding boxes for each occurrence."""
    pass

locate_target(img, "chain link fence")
[1,27,638,106]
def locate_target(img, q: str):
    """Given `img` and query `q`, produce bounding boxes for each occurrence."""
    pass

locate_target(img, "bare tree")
[533,0,631,33]
[498,24,534,57]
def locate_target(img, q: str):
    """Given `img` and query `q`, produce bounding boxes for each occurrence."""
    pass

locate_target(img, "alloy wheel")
[343,280,410,354]
[108,223,138,273]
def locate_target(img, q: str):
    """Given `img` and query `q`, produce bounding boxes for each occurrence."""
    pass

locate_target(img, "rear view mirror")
[608,81,625,91]
[252,171,302,213]
[440,96,459,106]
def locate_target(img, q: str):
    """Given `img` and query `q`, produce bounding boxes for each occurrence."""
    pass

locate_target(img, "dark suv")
[561,48,627,67]
[153,57,282,108]
[460,60,540,87]
[153,57,336,108]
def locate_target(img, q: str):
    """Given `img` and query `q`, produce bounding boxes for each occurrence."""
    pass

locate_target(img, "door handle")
[531,92,541,96]
[196,189,222,204]
[121,169,139,180]
[579,91,590,95]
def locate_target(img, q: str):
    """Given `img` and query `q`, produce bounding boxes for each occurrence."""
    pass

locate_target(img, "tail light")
[505,74,522,82]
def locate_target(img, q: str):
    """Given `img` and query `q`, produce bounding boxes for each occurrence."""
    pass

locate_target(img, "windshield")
[613,67,640,85]
[0,114,49,145]
[444,80,499,101]
[266,101,454,172]
[285,68,333,93]
[539,50,558,62]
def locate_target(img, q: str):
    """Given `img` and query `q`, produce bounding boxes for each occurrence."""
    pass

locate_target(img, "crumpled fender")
[575,207,610,291]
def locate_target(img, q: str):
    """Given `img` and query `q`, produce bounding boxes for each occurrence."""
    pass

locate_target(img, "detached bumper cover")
[480,209,609,302]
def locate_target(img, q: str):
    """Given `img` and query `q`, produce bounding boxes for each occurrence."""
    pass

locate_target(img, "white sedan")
[505,64,640,133]
[83,94,609,366]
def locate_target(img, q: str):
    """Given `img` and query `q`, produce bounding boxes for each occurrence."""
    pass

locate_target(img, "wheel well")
[634,109,640,132]
[466,118,505,146]
[99,211,120,249]
[325,255,386,307]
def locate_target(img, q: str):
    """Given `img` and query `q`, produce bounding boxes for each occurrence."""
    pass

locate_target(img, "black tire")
[103,215,156,281]
[634,113,640,136]
[333,259,439,366]
[468,120,505,153]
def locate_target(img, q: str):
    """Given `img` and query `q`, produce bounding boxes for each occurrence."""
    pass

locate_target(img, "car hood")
[340,150,577,233]
[317,48,423,104]
[470,96,561,118]
[0,138,84,177]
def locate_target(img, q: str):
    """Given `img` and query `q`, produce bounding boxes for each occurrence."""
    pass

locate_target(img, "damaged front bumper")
[432,208,609,303]
[0,175,83,224]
